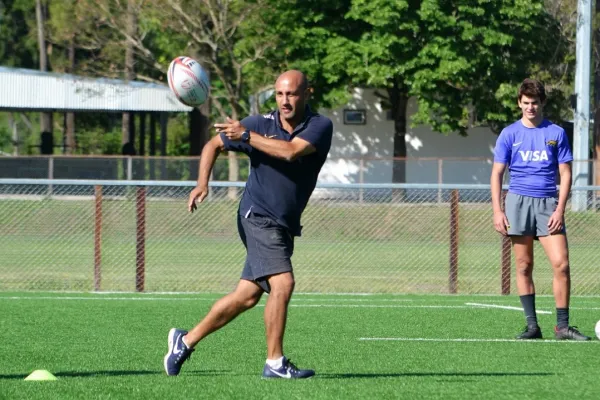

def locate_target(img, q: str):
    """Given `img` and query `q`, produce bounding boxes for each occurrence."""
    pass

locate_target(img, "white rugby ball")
[596,320,600,340]
[167,56,210,107]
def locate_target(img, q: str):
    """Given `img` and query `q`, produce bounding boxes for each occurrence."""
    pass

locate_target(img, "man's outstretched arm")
[188,135,225,212]
[214,118,316,162]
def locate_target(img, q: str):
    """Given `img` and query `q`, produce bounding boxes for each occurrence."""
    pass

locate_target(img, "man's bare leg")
[264,272,295,359]
[184,279,264,348]
[511,236,542,339]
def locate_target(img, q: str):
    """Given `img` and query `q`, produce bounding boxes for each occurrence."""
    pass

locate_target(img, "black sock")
[519,294,538,327]
[556,308,569,329]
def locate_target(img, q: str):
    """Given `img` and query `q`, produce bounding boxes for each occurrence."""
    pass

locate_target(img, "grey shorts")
[505,192,565,238]
[237,212,294,293]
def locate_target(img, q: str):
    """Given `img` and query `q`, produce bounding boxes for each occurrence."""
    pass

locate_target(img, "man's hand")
[188,185,209,213]
[493,211,510,235]
[547,208,564,235]
[214,117,244,141]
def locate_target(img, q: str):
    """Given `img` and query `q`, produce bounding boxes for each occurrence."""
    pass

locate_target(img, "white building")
[319,88,498,185]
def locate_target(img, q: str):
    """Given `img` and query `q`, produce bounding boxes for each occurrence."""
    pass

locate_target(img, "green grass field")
[1,292,599,399]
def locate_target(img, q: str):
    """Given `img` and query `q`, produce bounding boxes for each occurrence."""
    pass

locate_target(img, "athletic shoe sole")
[164,328,177,376]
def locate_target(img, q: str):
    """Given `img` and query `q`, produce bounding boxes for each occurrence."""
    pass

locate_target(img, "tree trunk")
[122,0,137,156]
[388,84,409,200]
[8,113,18,155]
[36,0,53,152]
[65,37,76,154]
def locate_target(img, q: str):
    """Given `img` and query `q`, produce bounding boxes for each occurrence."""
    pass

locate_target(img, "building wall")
[319,88,499,184]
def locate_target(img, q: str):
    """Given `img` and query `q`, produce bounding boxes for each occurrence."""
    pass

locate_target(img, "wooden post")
[136,187,146,292]
[501,190,511,295]
[94,185,102,291]
[449,189,459,294]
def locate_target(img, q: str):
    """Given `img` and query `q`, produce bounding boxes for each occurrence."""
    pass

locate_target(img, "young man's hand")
[188,185,209,213]
[548,209,564,234]
[493,211,510,235]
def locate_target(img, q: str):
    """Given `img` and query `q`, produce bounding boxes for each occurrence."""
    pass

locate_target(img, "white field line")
[466,302,552,315]
[0,297,468,308]
[1,296,599,311]
[358,337,599,344]
[0,296,209,301]
[0,296,413,304]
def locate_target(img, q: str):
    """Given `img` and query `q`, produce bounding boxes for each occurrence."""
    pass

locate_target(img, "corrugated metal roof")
[0,66,192,112]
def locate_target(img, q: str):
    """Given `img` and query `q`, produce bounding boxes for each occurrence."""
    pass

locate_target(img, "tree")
[0,0,39,155]
[322,0,565,183]
[143,0,279,195]
[36,0,53,153]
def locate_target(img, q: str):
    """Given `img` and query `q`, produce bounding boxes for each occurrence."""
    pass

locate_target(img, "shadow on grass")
[318,372,555,379]
[0,370,230,380]
[2,371,553,380]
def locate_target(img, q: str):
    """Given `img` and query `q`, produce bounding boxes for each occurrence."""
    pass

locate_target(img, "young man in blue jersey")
[163,70,333,377]
[491,78,590,341]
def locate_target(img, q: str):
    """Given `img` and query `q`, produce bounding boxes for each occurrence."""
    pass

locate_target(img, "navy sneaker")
[554,326,591,341]
[262,357,315,379]
[164,328,194,376]
[516,325,542,340]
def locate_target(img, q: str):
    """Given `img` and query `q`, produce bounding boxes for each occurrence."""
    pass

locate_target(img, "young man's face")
[518,95,544,122]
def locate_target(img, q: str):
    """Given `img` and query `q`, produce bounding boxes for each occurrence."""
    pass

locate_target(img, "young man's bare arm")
[491,162,509,235]
[490,162,507,214]
[556,162,572,214]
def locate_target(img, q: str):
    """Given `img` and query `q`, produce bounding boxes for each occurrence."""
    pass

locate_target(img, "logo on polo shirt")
[546,140,557,147]
[519,150,548,161]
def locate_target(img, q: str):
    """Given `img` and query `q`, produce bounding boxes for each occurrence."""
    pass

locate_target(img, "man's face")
[275,77,307,121]
[518,95,544,121]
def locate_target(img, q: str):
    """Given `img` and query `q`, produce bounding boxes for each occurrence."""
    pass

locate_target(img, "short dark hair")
[518,79,546,103]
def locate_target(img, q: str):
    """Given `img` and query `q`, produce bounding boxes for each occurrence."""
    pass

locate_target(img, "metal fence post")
[501,190,511,295]
[94,185,103,291]
[47,156,54,197]
[359,158,364,204]
[127,157,133,181]
[438,159,443,205]
[136,186,146,292]
[449,189,459,293]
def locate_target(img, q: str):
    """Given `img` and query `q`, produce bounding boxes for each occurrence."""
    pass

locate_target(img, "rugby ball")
[167,56,210,107]
[595,320,600,340]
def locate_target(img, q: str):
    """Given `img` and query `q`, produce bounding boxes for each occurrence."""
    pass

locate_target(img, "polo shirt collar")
[274,105,314,134]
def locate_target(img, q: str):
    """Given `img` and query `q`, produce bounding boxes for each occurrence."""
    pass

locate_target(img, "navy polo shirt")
[220,108,333,236]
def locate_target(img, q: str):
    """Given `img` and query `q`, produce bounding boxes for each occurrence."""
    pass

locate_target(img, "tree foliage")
[0,0,583,163]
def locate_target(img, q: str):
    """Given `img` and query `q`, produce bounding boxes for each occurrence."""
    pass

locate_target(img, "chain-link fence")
[0,155,509,184]
[1,179,599,294]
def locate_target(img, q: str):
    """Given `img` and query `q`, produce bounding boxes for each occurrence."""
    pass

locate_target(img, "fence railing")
[1,179,599,294]
[3,156,598,187]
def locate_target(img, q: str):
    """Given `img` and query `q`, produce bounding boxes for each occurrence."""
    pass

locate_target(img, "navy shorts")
[237,212,294,293]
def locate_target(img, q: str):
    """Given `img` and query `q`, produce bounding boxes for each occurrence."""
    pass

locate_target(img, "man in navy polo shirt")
[491,78,590,341]
[164,70,333,378]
